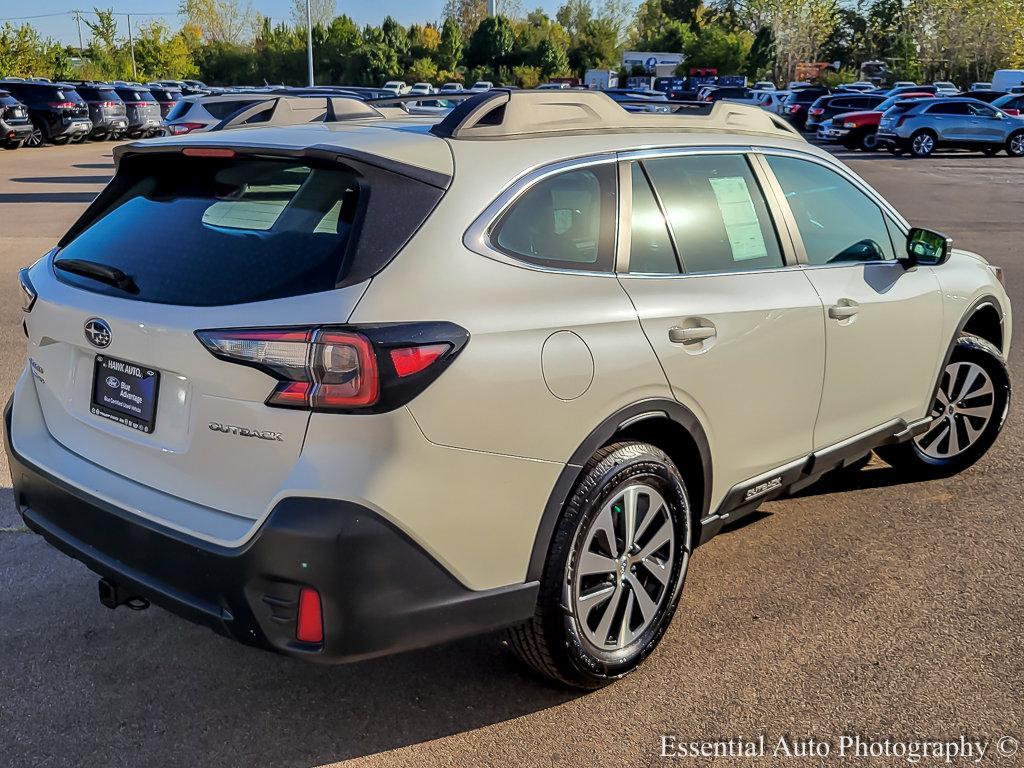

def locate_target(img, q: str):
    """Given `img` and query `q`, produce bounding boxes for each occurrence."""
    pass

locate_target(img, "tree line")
[2,0,1022,88]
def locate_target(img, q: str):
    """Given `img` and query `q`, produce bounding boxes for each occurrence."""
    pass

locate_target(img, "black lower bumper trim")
[4,400,538,663]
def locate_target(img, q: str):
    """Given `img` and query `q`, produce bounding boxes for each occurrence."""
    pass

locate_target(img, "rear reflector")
[296,587,323,644]
[183,147,236,157]
[390,344,449,377]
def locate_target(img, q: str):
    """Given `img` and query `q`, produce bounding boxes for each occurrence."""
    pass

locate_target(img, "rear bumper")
[1,120,32,141]
[4,400,538,664]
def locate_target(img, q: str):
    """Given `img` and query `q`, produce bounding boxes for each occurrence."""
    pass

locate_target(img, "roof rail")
[430,89,801,140]
[211,95,383,131]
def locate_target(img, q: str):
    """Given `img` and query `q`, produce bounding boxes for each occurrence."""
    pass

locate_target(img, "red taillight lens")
[296,587,323,644]
[809,107,824,115]
[196,323,467,413]
[310,331,379,408]
[169,122,206,135]
[48,101,76,109]
[183,146,235,156]
[390,344,449,377]
[895,115,909,127]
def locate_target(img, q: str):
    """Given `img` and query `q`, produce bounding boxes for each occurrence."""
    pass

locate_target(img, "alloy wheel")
[912,133,935,156]
[1010,133,1024,156]
[26,126,43,147]
[914,361,995,459]
[571,483,676,653]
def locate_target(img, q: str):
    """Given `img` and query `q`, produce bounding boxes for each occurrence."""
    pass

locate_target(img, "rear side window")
[927,102,970,115]
[203,100,252,119]
[55,154,444,306]
[165,100,190,121]
[629,163,678,274]
[642,154,784,274]
[766,155,895,265]
[491,165,617,272]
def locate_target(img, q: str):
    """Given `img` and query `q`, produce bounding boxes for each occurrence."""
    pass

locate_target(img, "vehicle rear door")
[761,153,944,449]
[616,152,825,502]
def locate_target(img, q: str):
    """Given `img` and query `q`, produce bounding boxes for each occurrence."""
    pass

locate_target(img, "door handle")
[828,302,859,320]
[669,325,716,343]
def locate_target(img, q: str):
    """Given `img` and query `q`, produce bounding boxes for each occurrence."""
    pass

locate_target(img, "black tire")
[888,145,903,155]
[877,335,1010,479]
[909,130,936,157]
[507,442,692,689]
[51,135,69,145]
[89,132,108,142]
[25,120,45,147]
[982,145,1000,156]
[1007,130,1024,157]
[2,140,24,150]
[860,130,879,151]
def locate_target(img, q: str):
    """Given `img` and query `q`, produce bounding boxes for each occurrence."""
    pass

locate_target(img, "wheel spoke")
[954,364,984,403]
[577,583,614,615]
[626,573,659,624]
[621,485,640,551]
[616,589,636,648]
[638,555,671,587]
[593,582,624,644]
[633,519,672,563]
[578,550,617,577]
[958,404,993,420]
[633,488,666,546]
[946,415,961,455]
[935,388,950,408]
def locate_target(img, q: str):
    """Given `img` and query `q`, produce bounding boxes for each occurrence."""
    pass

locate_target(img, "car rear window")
[165,100,191,121]
[203,100,254,119]
[54,152,445,306]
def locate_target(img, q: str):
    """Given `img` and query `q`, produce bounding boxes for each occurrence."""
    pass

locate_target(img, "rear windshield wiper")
[53,258,139,294]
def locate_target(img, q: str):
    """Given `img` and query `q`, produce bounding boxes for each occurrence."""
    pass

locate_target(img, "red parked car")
[824,92,935,150]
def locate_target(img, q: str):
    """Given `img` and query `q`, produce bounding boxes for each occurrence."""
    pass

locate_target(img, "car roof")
[133,91,816,186]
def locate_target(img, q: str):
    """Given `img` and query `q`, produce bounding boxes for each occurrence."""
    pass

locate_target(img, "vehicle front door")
[967,102,1010,142]
[926,101,973,140]
[617,153,826,507]
[762,154,945,450]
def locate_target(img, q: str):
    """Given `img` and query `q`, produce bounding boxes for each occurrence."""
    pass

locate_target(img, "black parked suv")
[782,87,832,129]
[147,83,183,119]
[0,80,91,146]
[805,92,887,130]
[111,84,162,137]
[62,82,128,140]
[0,88,33,149]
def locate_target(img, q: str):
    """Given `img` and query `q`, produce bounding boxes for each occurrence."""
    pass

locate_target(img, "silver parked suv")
[877,96,1024,157]
[5,91,1012,688]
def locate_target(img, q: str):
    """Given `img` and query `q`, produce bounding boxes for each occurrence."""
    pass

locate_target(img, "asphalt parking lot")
[1,141,1022,768]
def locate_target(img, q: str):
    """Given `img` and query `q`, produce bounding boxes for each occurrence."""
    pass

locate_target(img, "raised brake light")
[196,323,469,413]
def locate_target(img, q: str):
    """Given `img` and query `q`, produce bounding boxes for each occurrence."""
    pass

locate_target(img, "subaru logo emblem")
[84,318,112,348]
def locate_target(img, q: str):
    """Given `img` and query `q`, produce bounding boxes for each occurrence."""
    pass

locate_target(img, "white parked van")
[991,70,1024,93]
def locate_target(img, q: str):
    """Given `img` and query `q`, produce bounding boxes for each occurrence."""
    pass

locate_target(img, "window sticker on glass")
[708,176,770,262]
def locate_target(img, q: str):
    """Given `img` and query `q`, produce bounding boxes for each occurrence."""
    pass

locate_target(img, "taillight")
[790,104,803,113]
[134,101,156,107]
[196,322,468,413]
[895,115,909,127]
[809,107,824,115]
[97,101,120,108]
[48,101,76,109]
[168,122,205,135]
[18,268,36,313]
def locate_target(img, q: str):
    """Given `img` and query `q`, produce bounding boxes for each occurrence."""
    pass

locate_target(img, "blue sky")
[0,1,573,45]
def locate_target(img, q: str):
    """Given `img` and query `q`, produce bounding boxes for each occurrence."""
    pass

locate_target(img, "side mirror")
[902,227,952,267]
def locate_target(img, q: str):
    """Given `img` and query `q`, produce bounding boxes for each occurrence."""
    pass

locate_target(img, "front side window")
[766,155,896,265]
[491,165,617,271]
[642,154,784,274]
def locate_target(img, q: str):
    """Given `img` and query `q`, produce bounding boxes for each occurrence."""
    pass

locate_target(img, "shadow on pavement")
[72,163,115,169]
[11,175,112,185]
[0,192,100,204]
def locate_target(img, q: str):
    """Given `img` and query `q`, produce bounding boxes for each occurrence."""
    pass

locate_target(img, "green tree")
[686,23,753,72]
[437,17,464,71]
[442,0,487,40]
[536,37,570,75]
[746,25,775,78]
[179,0,256,45]
[466,14,516,69]
[406,56,439,83]
[568,16,619,75]
[134,20,199,79]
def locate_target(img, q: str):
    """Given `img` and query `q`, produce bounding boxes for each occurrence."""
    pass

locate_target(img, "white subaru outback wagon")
[5,91,1012,688]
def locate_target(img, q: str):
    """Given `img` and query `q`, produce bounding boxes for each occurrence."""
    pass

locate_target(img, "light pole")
[305,0,314,86]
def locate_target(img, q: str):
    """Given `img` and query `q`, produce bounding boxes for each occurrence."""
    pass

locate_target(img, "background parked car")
[932,81,960,96]
[886,84,938,97]
[439,82,463,93]
[0,80,91,146]
[877,97,1024,157]
[991,93,1024,116]
[408,82,435,95]
[63,82,128,141]
[991,69,1024,93]
[782,86,831,129]
[970,82,993,91]
[805,92,887,131]
[700,85,760,104]
[147,83,183,119]
[0,87,32,148]
[469,81,494,92]
[602,88,670,112]
[111,84,162,137]
[821,92,935,150]
[966,90,1010,104]
[382,80,409,95]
